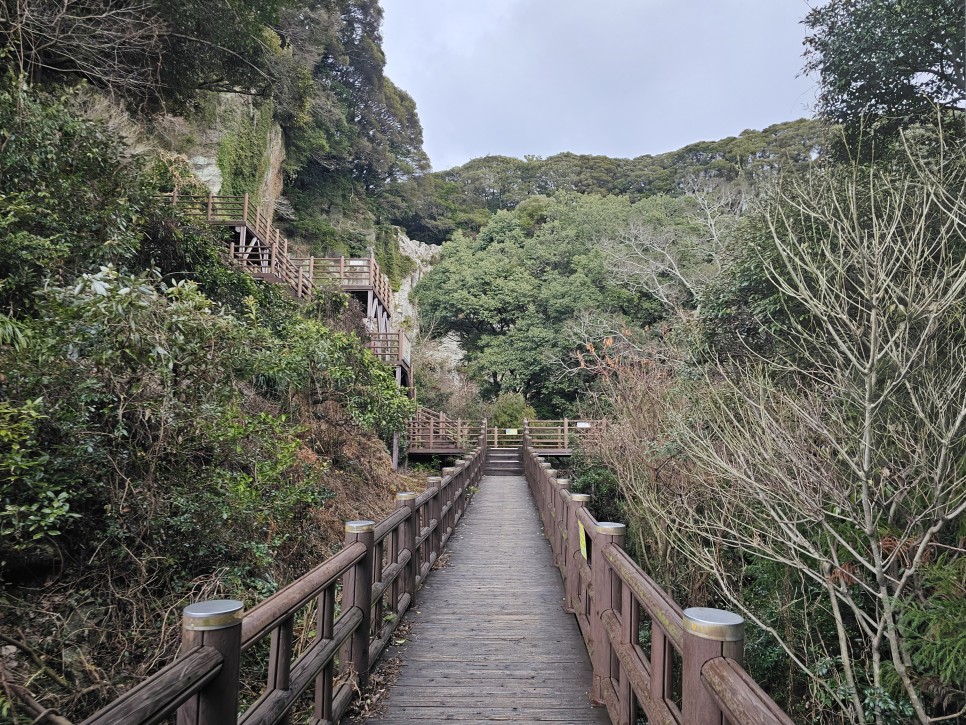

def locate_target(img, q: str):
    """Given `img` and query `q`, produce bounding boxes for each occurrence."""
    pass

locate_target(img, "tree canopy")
[804,0,965,133]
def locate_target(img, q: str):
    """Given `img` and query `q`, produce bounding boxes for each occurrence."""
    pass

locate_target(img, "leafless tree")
[662,134,966,723]
[598,179,742,313]
[1,0,165,100]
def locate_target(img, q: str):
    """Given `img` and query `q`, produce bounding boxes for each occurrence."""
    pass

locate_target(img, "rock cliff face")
[164,93,284,218]
[392,230,465,389]
[393,229,437,328]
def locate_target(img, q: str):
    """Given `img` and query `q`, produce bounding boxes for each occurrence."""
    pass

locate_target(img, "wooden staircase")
[484,447,523,475]
[169,192,412,391]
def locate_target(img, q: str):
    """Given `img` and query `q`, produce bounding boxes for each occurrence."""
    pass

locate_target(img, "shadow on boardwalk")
[357,474,610,723]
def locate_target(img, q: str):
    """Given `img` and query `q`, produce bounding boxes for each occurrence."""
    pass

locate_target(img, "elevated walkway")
[361,472,609,724]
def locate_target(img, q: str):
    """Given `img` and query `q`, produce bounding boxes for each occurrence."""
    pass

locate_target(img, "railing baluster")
[267,615,294,725]
[313,588,335,723]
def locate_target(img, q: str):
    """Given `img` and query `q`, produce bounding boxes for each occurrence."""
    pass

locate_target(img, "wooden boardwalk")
[361,474,609,723]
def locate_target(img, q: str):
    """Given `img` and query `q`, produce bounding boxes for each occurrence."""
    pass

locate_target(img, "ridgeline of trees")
[410,1,966,722]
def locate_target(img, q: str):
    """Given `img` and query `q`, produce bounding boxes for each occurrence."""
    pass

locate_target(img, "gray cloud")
[382,0,819,170]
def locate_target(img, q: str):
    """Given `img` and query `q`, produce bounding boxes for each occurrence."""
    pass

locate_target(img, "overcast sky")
[380,0,820,171]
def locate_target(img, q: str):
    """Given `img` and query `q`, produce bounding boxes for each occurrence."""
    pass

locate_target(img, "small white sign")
[575,421,592,429]
[505,428,518,435]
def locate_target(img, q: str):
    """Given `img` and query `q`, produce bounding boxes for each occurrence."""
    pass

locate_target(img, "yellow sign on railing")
[578,522,587,560]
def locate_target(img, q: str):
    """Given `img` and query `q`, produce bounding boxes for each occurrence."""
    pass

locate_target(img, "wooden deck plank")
[356,473,609,724]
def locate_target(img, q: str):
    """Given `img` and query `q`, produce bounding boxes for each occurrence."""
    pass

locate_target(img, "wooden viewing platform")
[408,410,599,457]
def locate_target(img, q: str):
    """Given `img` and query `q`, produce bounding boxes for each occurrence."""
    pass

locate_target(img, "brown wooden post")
[313,588,335,723]
[341,521,375,690]
[396,492,418,609]
[618,581,639,725]
[553,478,570,570]
[682,608,744,725]
[590,522,626,705]
[268,615,294,725]
[566,493,590,613]
[564,418,569,451]
[242,193,249,223]
[176,599,244,725]
[206,193,213,220]
[543,468,557,533]
[426,477,442,561]
[441,467,456,539]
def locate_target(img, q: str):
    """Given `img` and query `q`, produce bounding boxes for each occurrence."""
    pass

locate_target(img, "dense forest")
[1,0,965,723]
[405,1,966,723]
[0,0,420,720]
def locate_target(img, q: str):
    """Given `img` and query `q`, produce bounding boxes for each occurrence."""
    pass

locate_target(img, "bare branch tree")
[598,180,742,313]
[663,133,966,723]
[1,0,165,100]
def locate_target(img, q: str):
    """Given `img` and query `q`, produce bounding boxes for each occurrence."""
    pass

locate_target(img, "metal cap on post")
[683,607,744,642]
[177,600,244,725]
[596,522,626,536]
[682,607,745,724]
[345,520,375,533]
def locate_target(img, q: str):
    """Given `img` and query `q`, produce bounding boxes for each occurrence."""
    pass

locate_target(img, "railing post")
[566,493,590,613]
[441,467,456,541]
[564,417,569,450]
[426,477,442,561]
[242,193,249,222]
[590,522,626,705]
[341,521,375,690]
[553,478,570,571]
[397,492,418,610]
[682,608,744,725]
[176,599,244,725]
[206,193,213,221]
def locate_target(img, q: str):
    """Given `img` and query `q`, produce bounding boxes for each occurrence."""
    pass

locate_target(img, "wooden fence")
[81,442,485,725]
[522,441,793,725]
[524,419,599,454]
[407,408,482,453]
[408,413,602,455]
[366,330,411,368]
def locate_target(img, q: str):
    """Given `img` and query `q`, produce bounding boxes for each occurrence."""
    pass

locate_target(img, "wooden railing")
[306,257,394,313]
[81,443,486,725]
[168,194,393,311]
[366,330,411,368]
[408,414,600,454]
[524,419,600,453]
[407,407,482,453]
[522,441,793,725]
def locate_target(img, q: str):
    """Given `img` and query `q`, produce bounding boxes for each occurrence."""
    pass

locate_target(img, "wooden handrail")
[81,441,488,725]
[521,438,793,725]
